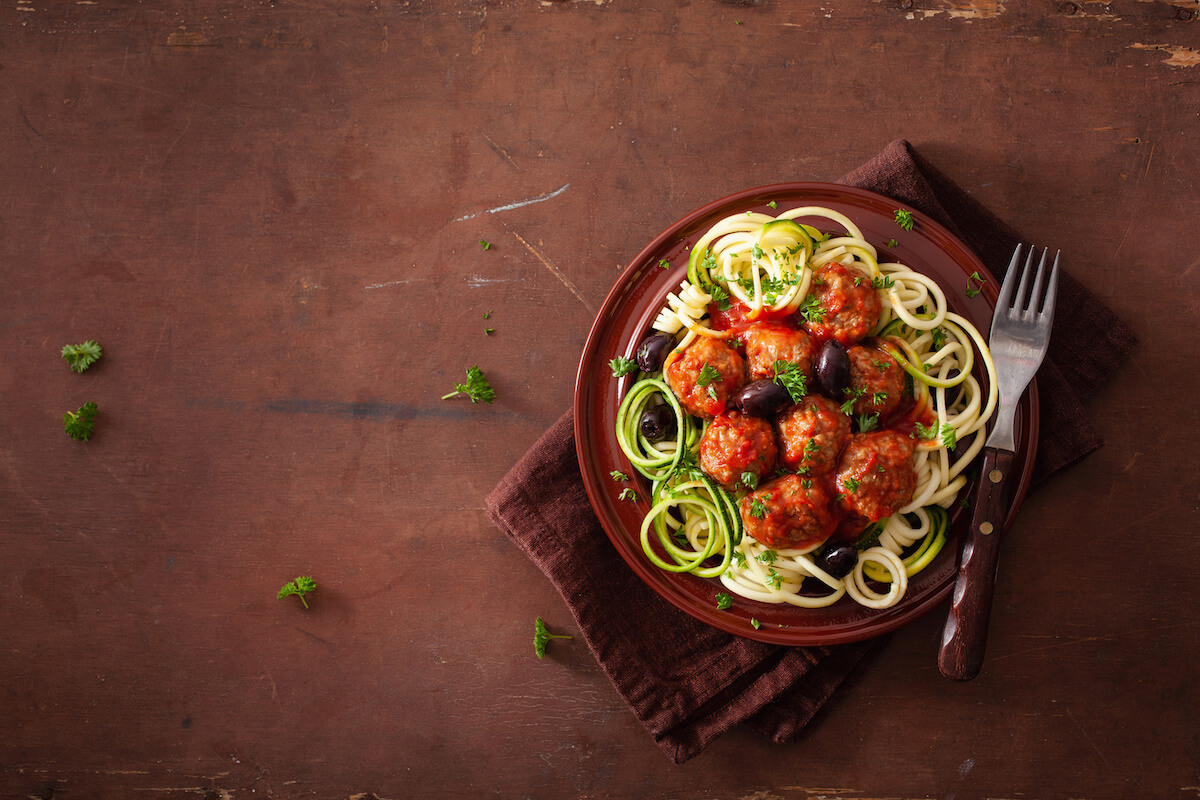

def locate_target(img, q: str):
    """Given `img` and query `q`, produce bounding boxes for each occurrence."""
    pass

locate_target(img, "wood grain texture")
[2,0,1197,798]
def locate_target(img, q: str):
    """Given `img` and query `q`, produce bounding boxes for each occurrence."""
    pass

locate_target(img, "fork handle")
[938,447,1016,681]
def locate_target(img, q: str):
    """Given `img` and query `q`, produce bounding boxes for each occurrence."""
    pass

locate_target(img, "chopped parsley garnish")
[749,496,769,519]
[840,387,866,415]
[609,356,638,377]
[941,423,958,450]
[771,360,808,402]
[801,478,813,489]
[716,592,733,610]
[931,326,948,349]
[766,568,783,590]
[966,270,987,298]
[659,258,670,270]
[741,471,759,490]
[872,275,895,290]
[756,549,778,565]
[733,550,748,568]
[804,439,820,456]
[856,413,879,432]
[751,244,765,260]
[767,200,778,209]
[277,576,317,609]
[63,401,99,441]
[618,487,638,502]
[610,470,630,482]
[484,328,495,336]
[871,391,888,406]
[483,311,491,319]
[914,421,937,441]
[843,477,861,492]
[710,284,732,311]
[442,365,496,403]
[534,617,572,659]
[479,239,492,250]
[61,341,102,373]
[696,363,721,385]
[886,238,898,248]
[750,618,761,630]
[798,293,826,323]
[894,209,914,231]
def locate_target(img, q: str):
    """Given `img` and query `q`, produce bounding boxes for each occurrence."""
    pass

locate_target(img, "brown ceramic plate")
[574,183,1038,645]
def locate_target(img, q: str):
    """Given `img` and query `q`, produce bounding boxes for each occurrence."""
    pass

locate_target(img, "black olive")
[636,333,674,373]
[639,405,677,442]
[813,339,851,401]
[733,379,791,417]
[814,544,858,579]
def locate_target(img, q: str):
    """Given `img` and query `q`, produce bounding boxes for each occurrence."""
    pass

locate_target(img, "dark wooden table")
[3,2,1197,798]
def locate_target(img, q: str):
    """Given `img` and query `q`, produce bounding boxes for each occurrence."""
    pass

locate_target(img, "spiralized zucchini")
[615,206,997,612]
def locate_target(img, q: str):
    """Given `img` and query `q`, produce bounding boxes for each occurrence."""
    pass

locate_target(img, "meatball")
[664,337,746,419]
[740,474,838,550]
[846,344,906,420]
[699,412,777,490]
[835,431,917,531]
[801,262,881,345]
[742,322,815,381]
[775,395,851,475]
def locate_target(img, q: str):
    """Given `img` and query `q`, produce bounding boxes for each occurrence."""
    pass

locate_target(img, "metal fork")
[938,244,1059,681]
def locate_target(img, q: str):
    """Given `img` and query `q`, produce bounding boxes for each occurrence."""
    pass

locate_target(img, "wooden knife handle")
[938,447,1016,681]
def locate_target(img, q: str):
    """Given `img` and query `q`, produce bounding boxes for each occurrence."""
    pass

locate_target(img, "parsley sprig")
[894,208,915,231]
[534,617,572,659]
[63,402,98,441]
[610,357,638,377]
[62,341,102,373]
[442,365,495,404]
[277,576,317,609]
[771,360,808,402]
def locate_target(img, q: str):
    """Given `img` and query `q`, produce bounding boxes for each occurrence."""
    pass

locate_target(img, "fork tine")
[993,244,1023,317]
[1013,245,1035,314]
[1041,250,1061,327]
[1025,248,1049,320]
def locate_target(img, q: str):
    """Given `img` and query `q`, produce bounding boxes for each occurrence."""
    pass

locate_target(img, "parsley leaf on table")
[63,402,98,441]
[62,341,102,373]
[442,365,496,404]
[609,357,638,377]
[534,617,572,659]
[277,576,317,609]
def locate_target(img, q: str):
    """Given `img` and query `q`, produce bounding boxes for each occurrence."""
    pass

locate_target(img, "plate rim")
[573,181,1039,646]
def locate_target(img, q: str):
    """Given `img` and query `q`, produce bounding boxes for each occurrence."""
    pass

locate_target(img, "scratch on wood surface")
[466,273,523,288]
[1065,706,1106,759]
[508,228,593,314]
[261,27,313,49]
[166,25,215,47]
[1129,42,1200,67]
[481,132,520,170]
[381,24,388,53]
[364,278,413,289]
[452,183,570,222]
[891,0,1005,19]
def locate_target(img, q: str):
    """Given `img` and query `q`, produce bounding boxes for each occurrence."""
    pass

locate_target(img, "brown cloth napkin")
[486,140,1138,763]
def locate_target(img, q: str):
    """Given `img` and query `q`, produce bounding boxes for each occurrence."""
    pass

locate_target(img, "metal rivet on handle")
[989,469,1003,484]
[979,522,994,535]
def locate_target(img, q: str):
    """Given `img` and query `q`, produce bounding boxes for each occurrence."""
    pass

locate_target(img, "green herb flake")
[767,200,778,209]
[659,258,670,270]
[609,356,638,377]
[741,471,759,490]
[894,209,914,231]
[479,239,492,250]
[534,617,572,659]
[856,413,879,432]
[750,618,761,630]
[772,360,809,402]
[716,592,733,610]
[749,496,769,519]
[63,402,98,442]
[756,549,778,565]
[277,576,317,609]
[610,470,630,482]
[618,487,638,502]
[442,365,496,404]
[940,423,958,451]
[61,340,103,373]
[886,238,898,248]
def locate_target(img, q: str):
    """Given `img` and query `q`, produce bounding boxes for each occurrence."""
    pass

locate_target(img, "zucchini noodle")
[615,206,997,613]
